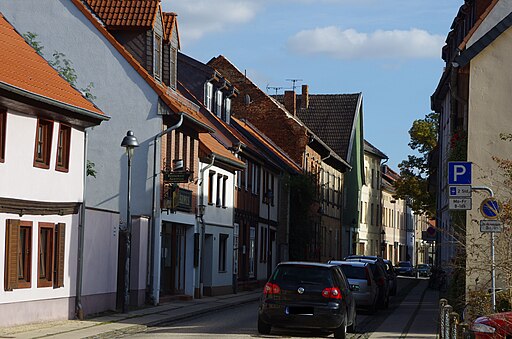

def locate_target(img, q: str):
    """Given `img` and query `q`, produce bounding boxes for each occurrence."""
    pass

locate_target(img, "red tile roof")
[72,0,211,131]
[199,133,244,168]
[84,0,160,28]
[162,12,179,46]
[0,14,104,116]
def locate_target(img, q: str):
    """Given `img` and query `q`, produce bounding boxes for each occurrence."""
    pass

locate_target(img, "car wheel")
[257,316,271,335]
[334,314,347,339]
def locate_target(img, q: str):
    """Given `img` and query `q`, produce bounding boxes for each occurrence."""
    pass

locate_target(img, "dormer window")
[224,97,231,124]
[215,90,223,118]
[154,34,162,80]
[204,82,213,111]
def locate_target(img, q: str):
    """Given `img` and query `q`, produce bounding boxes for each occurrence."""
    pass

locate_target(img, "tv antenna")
[286,78,303,91]
[266,85,284,96]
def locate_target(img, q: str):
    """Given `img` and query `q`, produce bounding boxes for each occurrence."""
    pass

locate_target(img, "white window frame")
[204,82,213,111]
[154,33,162,80]
[215,90,223,118]
[225,97,231,124]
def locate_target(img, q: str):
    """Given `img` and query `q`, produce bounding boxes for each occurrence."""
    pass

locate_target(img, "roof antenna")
[266,85,283,97]
[286,78,303,92]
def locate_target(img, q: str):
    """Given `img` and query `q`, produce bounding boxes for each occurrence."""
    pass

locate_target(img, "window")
[233,224,239,275]
[154,34,162,80]
[216,174,222,207]
[218,234,228,272]
[5,220,32,290]
[204,82,213,110]
[222,176,227,208]
[224,97,231,124]
[56,124,71,172]
[170,47,177,89]
[38,223,54,287]
[249,227,255,277]
[260,227,267,262]
[215,90,223,118]
[34,119,53,169]
[0,109,5,162]
[189,138,195,176]
[208,171,215,205]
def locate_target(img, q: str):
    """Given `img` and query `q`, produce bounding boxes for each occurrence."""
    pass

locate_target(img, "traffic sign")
[480,198,501,220]
[448,162,472,185]
[449,185,472,197]
[480,220,503,233]
[449,198,472,210]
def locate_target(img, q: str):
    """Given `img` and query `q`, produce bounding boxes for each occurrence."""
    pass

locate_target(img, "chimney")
[283,90,296,115]
[301,84,309,109]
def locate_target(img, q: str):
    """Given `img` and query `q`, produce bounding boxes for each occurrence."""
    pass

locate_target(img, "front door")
[160,222,186,295]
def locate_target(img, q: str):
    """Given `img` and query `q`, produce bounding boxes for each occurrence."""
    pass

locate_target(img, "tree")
[394,112,438,216]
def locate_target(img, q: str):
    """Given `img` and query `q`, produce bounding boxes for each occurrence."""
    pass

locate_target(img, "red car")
[471,311,512,338]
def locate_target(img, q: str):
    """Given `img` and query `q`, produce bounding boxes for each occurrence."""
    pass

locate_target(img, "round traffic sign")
[480,198,501,220]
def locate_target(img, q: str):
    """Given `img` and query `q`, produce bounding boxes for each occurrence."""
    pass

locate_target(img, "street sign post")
[449,198,472,210]
[480,220,503,233]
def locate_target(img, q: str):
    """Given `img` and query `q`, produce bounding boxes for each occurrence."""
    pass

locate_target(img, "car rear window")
[339,265,366,279]
[272,265,331,285]
[399,262,412,267]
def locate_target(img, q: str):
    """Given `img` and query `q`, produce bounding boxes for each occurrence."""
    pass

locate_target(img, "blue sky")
[162,0,462,170]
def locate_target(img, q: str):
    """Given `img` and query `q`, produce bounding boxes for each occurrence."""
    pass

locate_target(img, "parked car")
[383,259,398,296]
[471,311,512,338]
[395,261,416,276]
[258,262,357,338]
[329,260,379,313]
[416,264,432,277]
[344,257,390,309]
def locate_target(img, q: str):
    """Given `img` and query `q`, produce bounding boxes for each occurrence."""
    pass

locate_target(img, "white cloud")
[161,0,261,41]
[287,26,444,59]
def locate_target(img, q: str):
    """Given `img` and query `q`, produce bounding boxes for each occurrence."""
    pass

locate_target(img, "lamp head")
[121,130,139,158]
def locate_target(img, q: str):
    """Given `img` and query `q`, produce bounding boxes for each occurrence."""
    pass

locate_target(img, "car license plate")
[285,306,314,315]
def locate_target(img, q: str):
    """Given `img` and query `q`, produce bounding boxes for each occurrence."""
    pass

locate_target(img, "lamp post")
[266,189,273,280]
[121,130,139,313]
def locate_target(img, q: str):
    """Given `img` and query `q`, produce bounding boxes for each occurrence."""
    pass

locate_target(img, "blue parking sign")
[448,162,472,185]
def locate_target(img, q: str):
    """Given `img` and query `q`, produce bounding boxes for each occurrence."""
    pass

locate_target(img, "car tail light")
[322,287,342,299]
[471,323,496,333]
[365,267,372,286]
[264,282,281,295]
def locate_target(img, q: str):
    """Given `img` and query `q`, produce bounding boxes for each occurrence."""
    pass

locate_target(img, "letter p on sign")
[448,162,472,185]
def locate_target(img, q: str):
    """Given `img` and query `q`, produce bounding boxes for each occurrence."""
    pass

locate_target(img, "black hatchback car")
[258,262,357,338]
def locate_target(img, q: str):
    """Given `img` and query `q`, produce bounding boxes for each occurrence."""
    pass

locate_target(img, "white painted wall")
[0,111,84,202]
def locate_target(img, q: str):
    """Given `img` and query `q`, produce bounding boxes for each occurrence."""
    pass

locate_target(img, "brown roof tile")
[85,0,159,28]
[0,14,104,116]
[199,133,244,168]
[162,12,178,43]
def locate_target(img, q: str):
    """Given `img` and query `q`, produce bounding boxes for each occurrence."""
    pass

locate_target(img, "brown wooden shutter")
[5,219,20,291]
[54,223,65,288]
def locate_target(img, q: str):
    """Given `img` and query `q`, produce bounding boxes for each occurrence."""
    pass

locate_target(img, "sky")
[161,0,462,171]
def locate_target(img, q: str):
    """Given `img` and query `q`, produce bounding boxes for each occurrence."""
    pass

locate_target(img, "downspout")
[197,154,215,298]
[148,113,183,305]
[75,129,88,320]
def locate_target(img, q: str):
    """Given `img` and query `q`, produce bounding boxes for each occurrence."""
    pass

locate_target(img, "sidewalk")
[0,290,262,339]
[370,278,440,338]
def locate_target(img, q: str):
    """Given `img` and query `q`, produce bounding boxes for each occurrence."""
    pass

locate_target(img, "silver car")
[329,260,379,313]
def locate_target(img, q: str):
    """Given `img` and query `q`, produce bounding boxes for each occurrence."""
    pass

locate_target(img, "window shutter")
[55,223,65,288]
[5,219,20,291]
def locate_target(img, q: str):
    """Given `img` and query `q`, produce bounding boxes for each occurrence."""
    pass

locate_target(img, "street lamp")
[121,130,139,313]
[266,189,273,279]
[380,229,386,258]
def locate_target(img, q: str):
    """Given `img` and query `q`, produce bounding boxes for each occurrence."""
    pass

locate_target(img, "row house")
[381,165,408,264]
[357,140,388,257]
[208,56,352,262]
[177,52,302,290]
[276,86,364,260]
[0,0,214,319]
[431,0,512,293]
[0,14,108,326]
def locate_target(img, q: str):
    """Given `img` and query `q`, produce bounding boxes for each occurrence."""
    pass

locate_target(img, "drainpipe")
[75,129,88,320]
[197,154,215,298]
[148,113,183,305]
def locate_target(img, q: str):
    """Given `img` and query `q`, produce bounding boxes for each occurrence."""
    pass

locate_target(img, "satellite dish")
[244,94,251,105]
